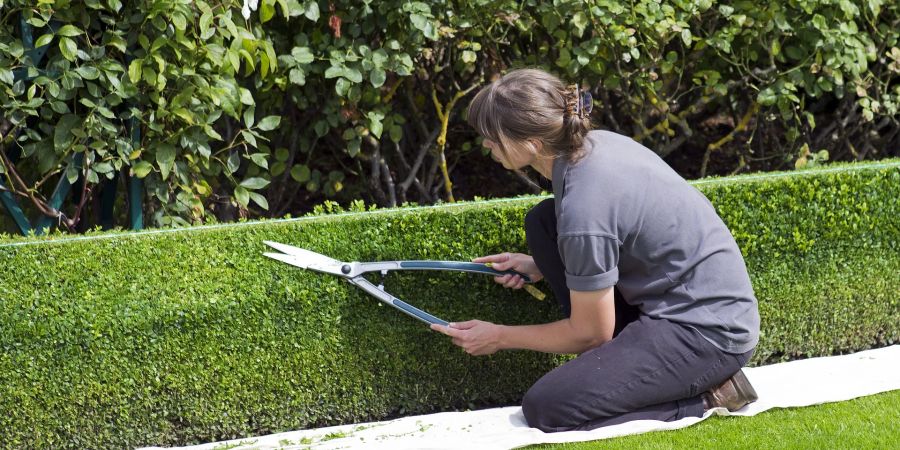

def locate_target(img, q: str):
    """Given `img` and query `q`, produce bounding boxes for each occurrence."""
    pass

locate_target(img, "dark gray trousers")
[521,198,753,432]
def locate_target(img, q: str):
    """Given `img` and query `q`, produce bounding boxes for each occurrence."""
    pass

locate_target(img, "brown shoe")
[702,369,759,411]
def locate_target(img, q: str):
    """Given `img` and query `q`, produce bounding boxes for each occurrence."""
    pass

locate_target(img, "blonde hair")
[467,68,593,164]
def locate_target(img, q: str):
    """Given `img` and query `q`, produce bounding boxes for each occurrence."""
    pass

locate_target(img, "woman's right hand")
[473,252,544,289]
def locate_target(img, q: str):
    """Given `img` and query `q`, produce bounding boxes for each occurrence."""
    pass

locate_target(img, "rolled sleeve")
[558,234,620,292]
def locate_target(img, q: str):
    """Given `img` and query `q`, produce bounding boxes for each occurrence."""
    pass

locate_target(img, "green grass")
[527,389,900,449]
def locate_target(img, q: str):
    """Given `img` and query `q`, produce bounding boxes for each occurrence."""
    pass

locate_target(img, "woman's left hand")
[430,320,503,356]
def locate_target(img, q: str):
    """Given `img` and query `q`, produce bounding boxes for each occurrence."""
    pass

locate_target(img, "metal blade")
[263,252,312,269]
[263,240,343,266]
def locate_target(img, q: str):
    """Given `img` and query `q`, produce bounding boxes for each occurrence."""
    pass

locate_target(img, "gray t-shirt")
[552,130,759,353]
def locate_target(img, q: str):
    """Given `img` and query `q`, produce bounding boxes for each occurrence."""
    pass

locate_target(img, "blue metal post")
[128,117,143,230]
[0,183,32,235]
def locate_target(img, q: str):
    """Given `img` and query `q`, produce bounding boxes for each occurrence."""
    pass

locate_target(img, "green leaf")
[86,169,99,184]
[128,59,144,84]
[35,33,54,48]
[461,51,477,64]
[172,13,187,31]
[133,161,153,178]
[325,65,343,79]
[291,47,315,64]
[367,111,384,139]
[811,14,827,31]
[173,108,195,124]
[249,191,269,210]
[239,88,254,105]
[289,68,306,85]
[276,0,290,17]
[240,177,270,190]
[314,121,328,137]
[59,37,78,62]
[199,12,213,38]
[65,163,79,183]
[372,49,388,67]
[304,0,320,21]
[389,124,403,143]
[347,138,361,157]
[335,78,350,96]
[370,69,386,88]
[343,67,363,83]
[410,14,428,32]
[241,129,258,148]
[572,12,588,36]
[54,114,82,150]
[94,161,114,174]
[250,153,269,169]
[0,68,13,86]
[228,49,241,72]
[227,151,240,174]
[57,25,84,37]
[258,115,281,131]
[234,186,250,207]
[243,106,256,128]
[157,144,176,180]
[290,164,310,183]
[261,0,276,22]
[271,161,286,176]
[75,66,101,80]
[681,29,692,47]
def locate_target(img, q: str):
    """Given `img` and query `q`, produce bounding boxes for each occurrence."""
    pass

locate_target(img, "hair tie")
[578,89,593,119]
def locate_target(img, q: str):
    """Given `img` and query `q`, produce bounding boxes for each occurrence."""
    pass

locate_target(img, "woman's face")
[483,138,534,171]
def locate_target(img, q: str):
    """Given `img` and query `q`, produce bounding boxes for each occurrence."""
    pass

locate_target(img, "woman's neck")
[531,157,554,180]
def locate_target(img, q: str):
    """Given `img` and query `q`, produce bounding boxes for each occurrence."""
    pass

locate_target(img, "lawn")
[527,389,900,449]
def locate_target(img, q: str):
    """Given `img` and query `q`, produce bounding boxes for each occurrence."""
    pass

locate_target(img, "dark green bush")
[1,0,898,232]
[0,160,898,448]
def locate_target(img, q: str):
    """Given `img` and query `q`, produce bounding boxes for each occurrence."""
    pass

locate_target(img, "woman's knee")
[522,378,571,432]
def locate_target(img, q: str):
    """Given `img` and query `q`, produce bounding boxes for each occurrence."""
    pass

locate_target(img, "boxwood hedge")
[0,160,898,448]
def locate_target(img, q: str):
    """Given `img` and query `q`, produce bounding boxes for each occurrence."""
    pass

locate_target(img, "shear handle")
[349,277,449,326]
[354,261,532,283]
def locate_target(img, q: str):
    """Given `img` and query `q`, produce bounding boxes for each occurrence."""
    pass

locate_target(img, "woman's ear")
[527,138,544,155]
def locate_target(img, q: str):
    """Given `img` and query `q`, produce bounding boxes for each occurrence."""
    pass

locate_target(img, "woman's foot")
[702,369,758,411]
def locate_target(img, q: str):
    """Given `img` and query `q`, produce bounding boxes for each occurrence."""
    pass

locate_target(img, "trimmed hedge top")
[0,160,898,449]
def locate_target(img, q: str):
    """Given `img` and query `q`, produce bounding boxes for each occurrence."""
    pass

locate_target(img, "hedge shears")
[263,240,536,326]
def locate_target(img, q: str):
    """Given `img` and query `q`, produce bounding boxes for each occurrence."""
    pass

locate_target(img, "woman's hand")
[473,252,543,289]
[430,320,504,356]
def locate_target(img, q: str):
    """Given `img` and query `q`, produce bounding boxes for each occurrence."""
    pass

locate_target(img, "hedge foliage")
[1,0,899,231]
[0,160,898,448]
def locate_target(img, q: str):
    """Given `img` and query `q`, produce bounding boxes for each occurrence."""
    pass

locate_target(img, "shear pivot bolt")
[341,264,351,274]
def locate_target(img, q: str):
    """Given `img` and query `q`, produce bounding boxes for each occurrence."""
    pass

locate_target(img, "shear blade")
[263,241,343,265]
[263,252,311,269]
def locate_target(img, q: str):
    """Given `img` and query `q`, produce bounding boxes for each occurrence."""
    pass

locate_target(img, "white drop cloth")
[140,345,900,450]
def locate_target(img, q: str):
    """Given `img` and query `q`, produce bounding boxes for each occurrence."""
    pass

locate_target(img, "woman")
[431,68,760,432]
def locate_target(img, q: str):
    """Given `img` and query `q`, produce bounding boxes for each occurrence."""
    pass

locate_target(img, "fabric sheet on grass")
[143,345,900,450]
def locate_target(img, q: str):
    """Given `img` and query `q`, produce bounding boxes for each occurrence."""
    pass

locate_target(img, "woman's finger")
[474,253,514,270]
[472,254,506,264]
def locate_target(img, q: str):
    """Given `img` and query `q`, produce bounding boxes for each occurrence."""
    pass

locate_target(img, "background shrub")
[0,160,897,448]
[1,0,898,232]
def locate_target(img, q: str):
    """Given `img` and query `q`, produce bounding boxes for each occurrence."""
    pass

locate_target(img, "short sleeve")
[557,234,620,291]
